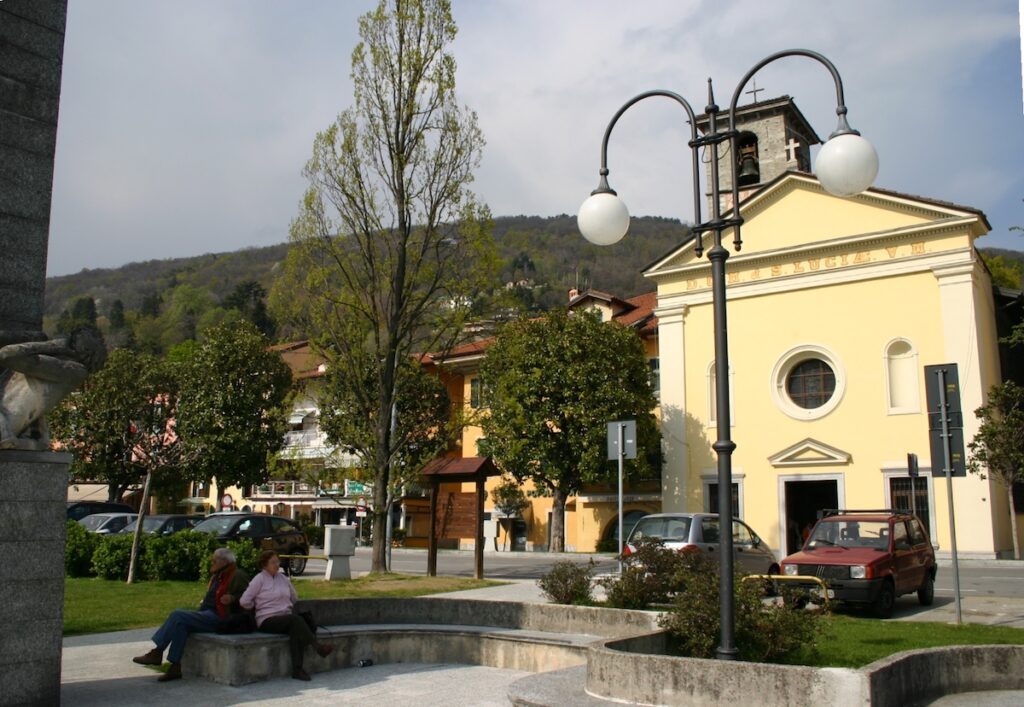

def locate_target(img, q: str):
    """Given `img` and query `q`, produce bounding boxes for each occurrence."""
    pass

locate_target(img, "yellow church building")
[646,96,1018,559]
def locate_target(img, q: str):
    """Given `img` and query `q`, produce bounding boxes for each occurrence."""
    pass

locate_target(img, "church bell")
[736,143,760,186]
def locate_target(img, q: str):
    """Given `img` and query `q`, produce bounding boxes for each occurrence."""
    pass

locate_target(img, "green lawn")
[809,615,1024,668]
[64,574,501,636]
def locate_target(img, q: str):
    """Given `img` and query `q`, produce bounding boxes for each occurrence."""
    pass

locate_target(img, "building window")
[771,344,846,421]
[786,359,836,409]
[469,377,487,409]
[888,476,932,540]
[704,481,741,517]
[648,358,660,398]
[884,338,920,414]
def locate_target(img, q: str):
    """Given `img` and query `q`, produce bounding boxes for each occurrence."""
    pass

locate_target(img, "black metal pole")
[703,80,739,661]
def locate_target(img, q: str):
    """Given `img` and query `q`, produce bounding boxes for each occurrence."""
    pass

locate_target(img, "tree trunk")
[127,470,153,584]
[370,471,388,573]
[1009,484,1021,561]
[550,488,567,552]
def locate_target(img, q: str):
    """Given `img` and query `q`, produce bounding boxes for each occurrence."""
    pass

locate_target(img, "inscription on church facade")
[686,241,927,291]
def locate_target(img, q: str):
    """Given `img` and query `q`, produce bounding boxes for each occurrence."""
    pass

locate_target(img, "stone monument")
[0,1,72,705]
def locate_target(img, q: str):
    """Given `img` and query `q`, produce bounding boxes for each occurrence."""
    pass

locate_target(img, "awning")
[312,498,355,509]
[179,497,212,506]
[67,483,111,502]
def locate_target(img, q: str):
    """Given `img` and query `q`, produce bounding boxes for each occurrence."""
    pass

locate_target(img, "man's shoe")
[315,643,335,658]
[292,668,312,681]
[132,648,163,666]
[158,663,182,682]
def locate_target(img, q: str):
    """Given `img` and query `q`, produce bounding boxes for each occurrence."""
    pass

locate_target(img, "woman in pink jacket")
[239,550,334,680]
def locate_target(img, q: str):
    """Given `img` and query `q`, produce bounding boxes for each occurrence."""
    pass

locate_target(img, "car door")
[237,516,273,550]
[270,517,303,555]
[733,520,774,574]
[698,517,721,562]
[891,520,919,593]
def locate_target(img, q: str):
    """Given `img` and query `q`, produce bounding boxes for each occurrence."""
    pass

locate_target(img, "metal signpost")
[607,420,637,573]
[924,363,964,624]
[906,453,919,519]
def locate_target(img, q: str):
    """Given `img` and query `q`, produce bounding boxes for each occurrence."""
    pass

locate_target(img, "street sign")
[355,511,367,518]
[607,420,637,460]
[346,479,371,497]
[221,494,233,509]
[928,427,966,477]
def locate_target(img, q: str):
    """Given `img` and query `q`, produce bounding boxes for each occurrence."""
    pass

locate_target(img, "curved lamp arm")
[594,90,704,231]
[726,49,859,246]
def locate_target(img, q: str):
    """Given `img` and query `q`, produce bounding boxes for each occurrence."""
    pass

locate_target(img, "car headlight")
[783,564,798,576]
[850,565,866,579]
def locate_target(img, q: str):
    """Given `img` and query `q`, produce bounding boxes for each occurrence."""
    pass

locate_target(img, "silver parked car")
[624,512,779,575]
[79,512,138,535]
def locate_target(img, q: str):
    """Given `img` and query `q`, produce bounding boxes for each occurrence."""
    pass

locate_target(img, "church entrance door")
[783,479,839,555]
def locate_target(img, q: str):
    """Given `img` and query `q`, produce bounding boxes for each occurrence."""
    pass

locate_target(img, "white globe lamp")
[578,192,630,246]
[815,132,879,198]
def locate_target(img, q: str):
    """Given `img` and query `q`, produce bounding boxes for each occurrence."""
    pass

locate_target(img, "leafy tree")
[50,349,179,503]
[981,253,1023,289]
[224,280,275,338]
[479,309,659,552]
[269,0,496,572]
[967,380,1024,560]
[174,320,292,491]
[109,299,126,330]
[140,291,163,318]
[490,475,530,550]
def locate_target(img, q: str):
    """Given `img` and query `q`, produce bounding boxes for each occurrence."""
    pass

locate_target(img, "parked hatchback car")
[624,512,780,576]
[120,514,201,536]
[191,513,310,575]
[79,512,138,535]
[67,501,133,522]
[779,510,936,617]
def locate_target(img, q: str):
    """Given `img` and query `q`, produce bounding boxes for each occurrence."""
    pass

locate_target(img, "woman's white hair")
[213,547,236,565]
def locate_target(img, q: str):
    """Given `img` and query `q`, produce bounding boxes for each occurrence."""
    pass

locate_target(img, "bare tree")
[271,0,496,572]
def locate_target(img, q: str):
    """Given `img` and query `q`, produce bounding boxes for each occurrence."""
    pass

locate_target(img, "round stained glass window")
[785,359,836,409]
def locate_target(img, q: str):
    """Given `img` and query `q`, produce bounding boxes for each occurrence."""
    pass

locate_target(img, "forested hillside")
[43,215,689,350]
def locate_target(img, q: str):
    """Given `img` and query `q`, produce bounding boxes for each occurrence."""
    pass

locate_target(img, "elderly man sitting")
[132,547,250,682]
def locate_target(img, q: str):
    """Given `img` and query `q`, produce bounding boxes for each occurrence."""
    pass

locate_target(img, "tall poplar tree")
[270,0,496,572]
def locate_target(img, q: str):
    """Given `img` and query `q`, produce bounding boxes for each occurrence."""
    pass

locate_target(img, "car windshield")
[123,517,165,533]
[629,516,692,543]
[808,520,890,549]
[79,515,111,530]
[192,516,237,535]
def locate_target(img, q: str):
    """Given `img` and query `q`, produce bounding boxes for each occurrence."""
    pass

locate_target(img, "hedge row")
[65,521,259,581]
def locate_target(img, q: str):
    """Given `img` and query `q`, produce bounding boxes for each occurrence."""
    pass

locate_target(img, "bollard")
[324,524,357,580]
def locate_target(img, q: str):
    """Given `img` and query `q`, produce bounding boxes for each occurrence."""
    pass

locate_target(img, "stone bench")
[180,597,659,686]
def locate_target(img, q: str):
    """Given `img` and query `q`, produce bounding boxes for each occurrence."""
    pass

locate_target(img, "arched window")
[885,339,919,414]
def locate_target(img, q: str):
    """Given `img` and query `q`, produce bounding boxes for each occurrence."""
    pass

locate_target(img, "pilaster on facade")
[652,303,690,511]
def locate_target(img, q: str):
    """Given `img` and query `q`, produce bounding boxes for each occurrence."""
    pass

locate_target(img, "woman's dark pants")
[259,613,316,670]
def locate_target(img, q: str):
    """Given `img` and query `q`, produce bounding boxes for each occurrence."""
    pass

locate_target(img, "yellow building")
[646,167,1019,559]
[428,290,662,552]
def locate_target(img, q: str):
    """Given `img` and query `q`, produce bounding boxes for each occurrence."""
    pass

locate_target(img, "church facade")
[646,98,1016,559]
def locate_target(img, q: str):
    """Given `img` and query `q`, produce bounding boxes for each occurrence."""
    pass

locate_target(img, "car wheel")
[289,555,307,576]
[765,564,780,596]
[873,580,895,619]
[917,573,935,606]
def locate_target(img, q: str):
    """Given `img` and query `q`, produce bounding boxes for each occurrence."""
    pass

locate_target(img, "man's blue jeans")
[151,609,220,663]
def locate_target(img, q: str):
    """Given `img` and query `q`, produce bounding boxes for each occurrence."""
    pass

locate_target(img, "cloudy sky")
[48,0,1024,276]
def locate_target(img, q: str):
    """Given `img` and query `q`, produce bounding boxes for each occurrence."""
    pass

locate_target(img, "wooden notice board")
[434,491,477,539]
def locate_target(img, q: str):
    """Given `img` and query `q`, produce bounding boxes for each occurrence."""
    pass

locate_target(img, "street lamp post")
[578,49,878,660]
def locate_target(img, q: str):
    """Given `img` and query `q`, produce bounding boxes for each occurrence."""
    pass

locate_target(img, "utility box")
[324,524,357,580]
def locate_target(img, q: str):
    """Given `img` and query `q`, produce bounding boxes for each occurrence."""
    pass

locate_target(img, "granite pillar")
[0,0,68,346]
[0,451,71,707]
[0,2,71,704]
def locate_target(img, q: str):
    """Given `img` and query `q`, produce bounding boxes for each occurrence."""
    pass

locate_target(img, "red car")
[779,510,936,618]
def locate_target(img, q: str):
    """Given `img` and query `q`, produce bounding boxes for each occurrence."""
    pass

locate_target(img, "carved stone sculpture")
[0,329,106,450]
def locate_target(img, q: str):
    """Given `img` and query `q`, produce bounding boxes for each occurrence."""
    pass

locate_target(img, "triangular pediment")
[645,172,987,276]
[769,438,852,467]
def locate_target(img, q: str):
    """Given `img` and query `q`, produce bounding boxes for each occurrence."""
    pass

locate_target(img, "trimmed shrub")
[303,524,325,547]
[538,560,595,604]
[659,560,826,663]
[65,520,99,577]
[595,536,618,553]
[227,539,259,577]
[140,530,216,581]
[91,533,137,580]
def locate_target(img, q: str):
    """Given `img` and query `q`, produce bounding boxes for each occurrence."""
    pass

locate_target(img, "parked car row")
[622,507,935,618]
[69,503,311,576]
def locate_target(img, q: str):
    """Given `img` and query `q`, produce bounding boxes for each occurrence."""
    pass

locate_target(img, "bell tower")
[696,94,820,212]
